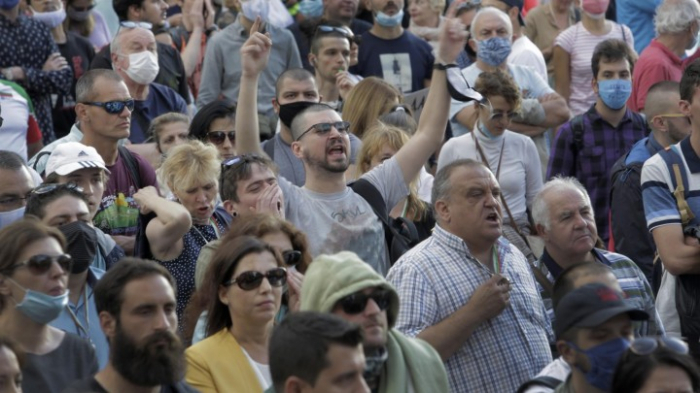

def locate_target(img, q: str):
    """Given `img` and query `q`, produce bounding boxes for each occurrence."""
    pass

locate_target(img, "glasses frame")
[32,183,84,196]
[2,254,73,276]
[479,98,517,124]
[119,21,153,30]
[282,250,302,266]
[338,289,391,315]
[207,130,236,146]
[628,336,689,357]
[82,99,135,115]
[296,121,351,141]
[224,267,288,291]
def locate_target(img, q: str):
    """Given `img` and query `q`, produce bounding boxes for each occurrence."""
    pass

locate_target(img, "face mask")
[375,9,404,28]
[31,5,67,29]
[240,0,270,23]
[570,337,630,392]
[363,347,388,388]
[597,79,632,110]
[298,0,323,18]
[67,5,91,21]
[9,278,69,324]
[0,207,25,230]
[477,37,512,67]
[277,101,317,128]
[59,221,97,274]
[582,0,609,15]
[477,120,497,139]
[0,0,19,11]
[122,51,160,85]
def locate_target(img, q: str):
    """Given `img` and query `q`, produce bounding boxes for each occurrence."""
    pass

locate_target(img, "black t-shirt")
[55,32,95,139]
[62,377,199,393]
[90,41,191,104]
[24,332,98,393]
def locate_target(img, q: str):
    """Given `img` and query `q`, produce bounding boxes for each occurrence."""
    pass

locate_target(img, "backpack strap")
[350,178,391,245]
[118,146,143,188]
[571,114,585,154]
[262,138,276,160]
[658,146,696,226]
[517,376,563,393]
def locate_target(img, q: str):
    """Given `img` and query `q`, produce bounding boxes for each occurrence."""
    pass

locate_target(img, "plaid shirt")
[387,226,552,393]
[534,248,664,337]
[546,105,648,243]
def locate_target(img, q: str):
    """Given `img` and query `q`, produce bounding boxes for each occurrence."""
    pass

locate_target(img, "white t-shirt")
[509,35,548,83]
[279,156,409,276]
[437,129,543,224]
[522,357,570,393]
[0,82,32,161]
[241,348,272,389]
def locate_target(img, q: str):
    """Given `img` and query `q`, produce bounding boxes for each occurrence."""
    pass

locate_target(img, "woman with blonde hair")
[133,140,228,332]
[63,0,112,49]
[342,77,402,139]
[408,0,446,50]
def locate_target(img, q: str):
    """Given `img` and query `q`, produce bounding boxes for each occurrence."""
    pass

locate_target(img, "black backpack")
[350,178,421,265]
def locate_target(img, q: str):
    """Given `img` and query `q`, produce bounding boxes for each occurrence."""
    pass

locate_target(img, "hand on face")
[251,183,285,219]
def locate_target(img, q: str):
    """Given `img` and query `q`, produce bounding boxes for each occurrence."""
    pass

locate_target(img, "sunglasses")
[337,289,391,315]
[296,121,351,141]
[70,3,95,12]
[3,254,73,275]
[282,250,302,266]
[224,267,287,291]
[628,337,689,356]
[207,130,236,145]
[32,183,84,196]
[480,99,517,123]
[82,100,135,115]
[219,154,261,193]
[120,21,153,30]
[316,25,361,45]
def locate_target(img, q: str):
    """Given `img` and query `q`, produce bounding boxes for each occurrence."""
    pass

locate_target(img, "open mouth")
[327,145,345,158]
[486,212,500,223]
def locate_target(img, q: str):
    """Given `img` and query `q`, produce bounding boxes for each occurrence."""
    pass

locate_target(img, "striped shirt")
[555,22,635,116]
[387,226,552,393]
[534,248,664,337]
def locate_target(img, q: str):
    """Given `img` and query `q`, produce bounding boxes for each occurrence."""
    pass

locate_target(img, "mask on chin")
[375,9,403,28]
[0,207,25,230]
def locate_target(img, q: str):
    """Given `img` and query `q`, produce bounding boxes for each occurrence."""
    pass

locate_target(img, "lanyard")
[66,288,91,340]
[492,246,500,275]
[192,217,221,245]
[472,131,506,180]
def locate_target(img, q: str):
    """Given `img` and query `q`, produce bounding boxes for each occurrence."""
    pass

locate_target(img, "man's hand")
[42,53,69,71]
[252,183,285,219]
[467,274,511,322]
[133,186,161,215]
[240,17,272,78]
[436,0,469,65]
[336,71,356,100]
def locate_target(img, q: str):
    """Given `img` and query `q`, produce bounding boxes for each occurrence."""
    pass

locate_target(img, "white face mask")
[0,206,25,230]
[122,50,159,85]
[31,4,66,29]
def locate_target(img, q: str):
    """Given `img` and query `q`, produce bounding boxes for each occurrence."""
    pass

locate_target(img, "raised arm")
[393,2,468,186]
[133,186,192,260]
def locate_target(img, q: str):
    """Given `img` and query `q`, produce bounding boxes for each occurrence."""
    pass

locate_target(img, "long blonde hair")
[342,77,402,139]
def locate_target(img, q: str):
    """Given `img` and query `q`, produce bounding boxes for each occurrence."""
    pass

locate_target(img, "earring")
[232,211,238,217]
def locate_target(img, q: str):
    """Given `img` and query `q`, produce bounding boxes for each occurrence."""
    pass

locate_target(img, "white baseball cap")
[45,142,110,177]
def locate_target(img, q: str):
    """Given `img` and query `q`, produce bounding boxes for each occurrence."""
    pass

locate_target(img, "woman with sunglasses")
[612,337,700,393]
[185,236,287,393]
[64,0,112,50]
[0,218,98,393]
[437,70,543,260]
[190,100,237,161]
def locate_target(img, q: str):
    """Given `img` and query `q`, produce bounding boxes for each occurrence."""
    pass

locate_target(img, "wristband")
[433,63,458,71]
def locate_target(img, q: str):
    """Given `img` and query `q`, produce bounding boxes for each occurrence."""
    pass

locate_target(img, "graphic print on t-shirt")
[380,53,413,94]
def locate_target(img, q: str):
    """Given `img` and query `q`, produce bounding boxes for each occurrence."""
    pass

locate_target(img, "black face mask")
[59,221,97,274]
[277,101,318,129]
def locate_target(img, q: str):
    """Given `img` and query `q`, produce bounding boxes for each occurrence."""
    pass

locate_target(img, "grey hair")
[470,7,513,40]
[654,0,700,35]
[531,176,593,231]
[76,69,124,103]
[432,159,488,216]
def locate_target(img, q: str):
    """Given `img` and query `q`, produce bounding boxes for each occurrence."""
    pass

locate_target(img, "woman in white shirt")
[437,70,543,259]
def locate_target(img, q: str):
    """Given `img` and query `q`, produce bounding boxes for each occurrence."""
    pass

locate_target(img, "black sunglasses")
[628,337,689,356]
[338,289,391,315]
[3,254,73,276]
[316,25,361,44]
[70,3,95,12]
[207,130,236,145]
[33,183,84,195]
[296,121,351,141]
[282,250,302,266]
[82,99,135,115]
[224,267,287,291]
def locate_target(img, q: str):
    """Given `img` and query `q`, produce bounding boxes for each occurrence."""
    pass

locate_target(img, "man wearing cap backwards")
[387,159,552,392]
[300,251,449,393]
[552,283,649,393]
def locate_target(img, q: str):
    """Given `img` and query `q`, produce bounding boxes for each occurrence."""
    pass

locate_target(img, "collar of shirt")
[645,134,665,156]
[680,137,700,174]
[432,225,511,265]
[586,103,635,129]
[648,38,683,66]
[541,247,610,280]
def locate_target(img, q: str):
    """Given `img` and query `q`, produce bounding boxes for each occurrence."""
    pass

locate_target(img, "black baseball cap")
[554,283,649,338]
[500,0,525,26]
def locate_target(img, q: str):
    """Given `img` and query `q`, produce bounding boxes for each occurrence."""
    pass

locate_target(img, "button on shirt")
[547,105,648,243]
[0,14,73,143]
[387,226,553,392]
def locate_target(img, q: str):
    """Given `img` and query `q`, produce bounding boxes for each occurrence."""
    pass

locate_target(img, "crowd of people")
[4,0,700,391]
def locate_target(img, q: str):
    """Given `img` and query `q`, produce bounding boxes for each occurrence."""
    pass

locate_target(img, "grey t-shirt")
[279,156,408,275]
[262,133,362,187]
[24,332,98,393]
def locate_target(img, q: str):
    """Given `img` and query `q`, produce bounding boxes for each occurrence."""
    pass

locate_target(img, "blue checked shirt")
[387,226,553,393]
[534,248,664,337]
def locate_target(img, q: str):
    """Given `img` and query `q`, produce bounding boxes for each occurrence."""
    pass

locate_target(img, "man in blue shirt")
[616,0,662,54]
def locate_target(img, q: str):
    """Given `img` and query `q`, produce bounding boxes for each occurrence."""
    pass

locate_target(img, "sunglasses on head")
[296,121,351,141]
[628,336,689,356]
[224,267,287,291]
[82,99,135,115]
[207,130,236,146]
[120,21,153,30]
[219,154,261,192]
[33,183,84,196]
[316,25,361,44]
[337,289,391,315]
[3,254,73,276]
[282,250,302,266]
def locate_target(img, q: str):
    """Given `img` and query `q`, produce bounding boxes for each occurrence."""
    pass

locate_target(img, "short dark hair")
[189,100,236,142]
[25,184,89,219]
[552,262,615,309]
[310,20,352,56]
[94,258,177,317]
[0,151,26,171]
[219,155,278,203]
[612,346,700,393]
[269,312,364,392]
[112,0,144,21]
[681,59,700,103]
[275,68,315,99]
[290,104,337,140]
[591,39,636,80]
[76,69,124,103]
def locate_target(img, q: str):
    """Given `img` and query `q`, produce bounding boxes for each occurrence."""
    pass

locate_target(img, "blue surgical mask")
[477,37,512,67]
[0,207,25,230]
[477,120,497,140]
[570,337,631,392]
[0,0,19,10]
[10,278,69,324]
[298,0,323,18]
[375,9,404,28]
[598,79,632,110]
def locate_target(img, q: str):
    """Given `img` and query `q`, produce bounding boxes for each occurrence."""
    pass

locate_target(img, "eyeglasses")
[628,337,689,356]
[480,99,517,123]
[282,250,302,266]
[82,100,135,115]
[119,21,153,30]
[337,289,391,314]
[653,113,691,123]
[70,3,95,12]
[207,130,236,146]
[32,183,84,196]
[296,121,351,141]
[224,267,287,290]
[2,254,73,275]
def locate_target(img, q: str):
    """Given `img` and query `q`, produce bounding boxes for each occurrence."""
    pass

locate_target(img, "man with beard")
[63,257,197,393]
[235,11,465,275]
